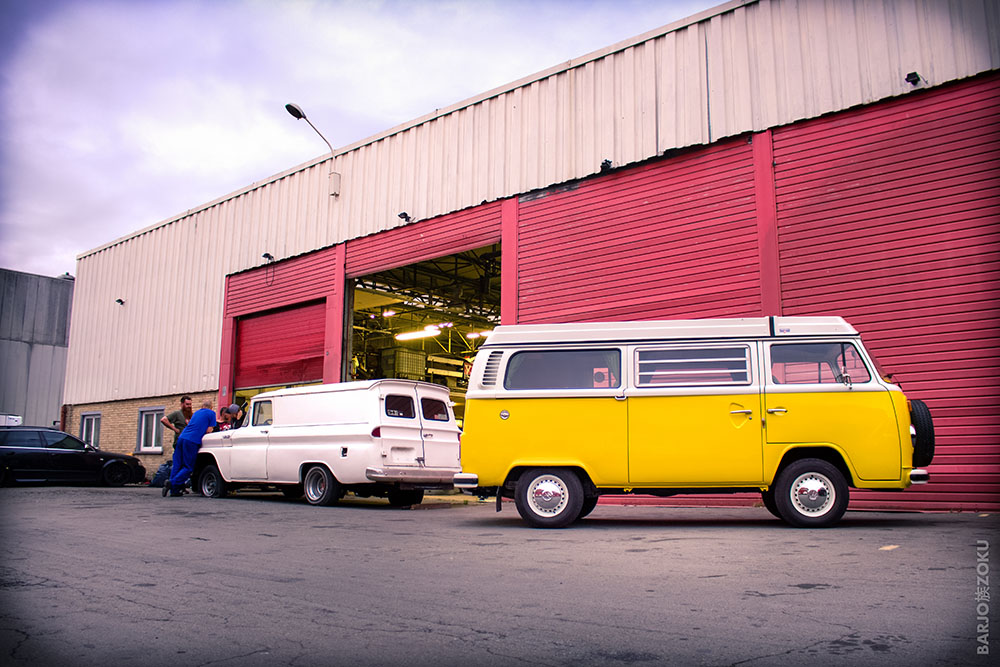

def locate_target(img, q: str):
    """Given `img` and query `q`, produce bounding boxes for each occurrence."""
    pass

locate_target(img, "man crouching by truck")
[164,400,216,497]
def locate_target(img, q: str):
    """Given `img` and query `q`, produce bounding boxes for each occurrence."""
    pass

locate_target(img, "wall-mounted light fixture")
[398,212,412,223]
[114,298,125,306]
[600,159,613,172]
[905,71,923,86]
[262,252,274,262]
[285,103,341,196]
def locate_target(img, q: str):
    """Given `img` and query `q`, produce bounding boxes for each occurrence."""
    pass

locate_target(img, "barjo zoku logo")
[976,539,990,655]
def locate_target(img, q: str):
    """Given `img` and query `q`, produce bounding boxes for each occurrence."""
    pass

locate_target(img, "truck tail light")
[371,426,381,438]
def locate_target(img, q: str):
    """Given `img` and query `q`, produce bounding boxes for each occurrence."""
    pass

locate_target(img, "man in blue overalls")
[164,399,217,497]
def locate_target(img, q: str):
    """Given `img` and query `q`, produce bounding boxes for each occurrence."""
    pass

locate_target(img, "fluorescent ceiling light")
[396,327,441,341]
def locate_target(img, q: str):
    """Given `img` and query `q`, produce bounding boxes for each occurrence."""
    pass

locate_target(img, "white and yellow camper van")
[454,317,934,528]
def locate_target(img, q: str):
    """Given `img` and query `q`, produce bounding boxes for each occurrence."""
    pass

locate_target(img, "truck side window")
[635,346,751,386]
[504,349,621,390]
[385,395,416,419]
[252,401,273,426]
[421,398,450,422]
[770,343,872,384]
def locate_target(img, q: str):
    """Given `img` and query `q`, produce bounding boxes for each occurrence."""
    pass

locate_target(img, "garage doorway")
[348,243,500,425]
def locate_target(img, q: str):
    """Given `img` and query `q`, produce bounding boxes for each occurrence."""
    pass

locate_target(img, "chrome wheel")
[514,468,584,528]
[526,475,569,518]
[789,472,836,517]
[303,466,340,506]
[773,458,849,528]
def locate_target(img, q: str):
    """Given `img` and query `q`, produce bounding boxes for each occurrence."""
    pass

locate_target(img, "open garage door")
[347,245,501,424]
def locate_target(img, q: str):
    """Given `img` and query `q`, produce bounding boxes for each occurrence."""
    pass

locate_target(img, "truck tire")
[910,399,935,468]
[199,464,228,498]
[773,458,849,528]
[514,468,584,529]
[387,489,424,507]
[303,466,341,506]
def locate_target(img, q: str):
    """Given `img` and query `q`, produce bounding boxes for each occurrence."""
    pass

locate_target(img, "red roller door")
[234,301,325,389]
[773,73,1000,511]
[516,139,761,323]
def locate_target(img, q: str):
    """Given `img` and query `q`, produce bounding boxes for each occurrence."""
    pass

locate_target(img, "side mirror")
[840,373,853,389]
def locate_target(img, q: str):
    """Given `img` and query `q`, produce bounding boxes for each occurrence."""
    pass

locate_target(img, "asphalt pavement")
[0,485,996,666]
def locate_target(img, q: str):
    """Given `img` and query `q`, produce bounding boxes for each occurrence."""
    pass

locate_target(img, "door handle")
[767,408,787,414]
[424,433,434,438]
[260,429,269,434]
[614,396,626,401]
[730,409,753,420]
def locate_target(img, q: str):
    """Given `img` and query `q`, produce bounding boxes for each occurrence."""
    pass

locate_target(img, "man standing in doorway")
[164,399,217,497]
[160,395,193,453]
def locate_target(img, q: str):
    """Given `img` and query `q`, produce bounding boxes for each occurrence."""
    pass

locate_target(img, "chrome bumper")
[910,469,930,484]
[365,466,460,485]
[453,472,479,489]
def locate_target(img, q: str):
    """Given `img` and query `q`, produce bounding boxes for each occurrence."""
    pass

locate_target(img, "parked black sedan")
[0,426,146,486]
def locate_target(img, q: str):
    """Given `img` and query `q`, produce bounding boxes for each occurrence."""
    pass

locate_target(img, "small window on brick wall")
[137,408,165,453]
[80,413,101,449]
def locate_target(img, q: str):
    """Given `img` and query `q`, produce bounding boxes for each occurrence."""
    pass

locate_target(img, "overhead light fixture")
[285,102,341,196]
[466,332,480,339]
[396,327,441,341]
[382,310,396,317]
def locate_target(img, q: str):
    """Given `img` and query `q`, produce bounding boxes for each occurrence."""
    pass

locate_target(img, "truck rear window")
[385,395,416,419]
[421,398,450,421]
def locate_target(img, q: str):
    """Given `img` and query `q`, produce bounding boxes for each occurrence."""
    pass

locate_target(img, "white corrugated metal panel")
[66,0,1000,404]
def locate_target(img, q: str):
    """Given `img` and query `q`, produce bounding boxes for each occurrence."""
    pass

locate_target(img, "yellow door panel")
[461,397,628,487]
[764,389,901,480]
[627,394,763,484]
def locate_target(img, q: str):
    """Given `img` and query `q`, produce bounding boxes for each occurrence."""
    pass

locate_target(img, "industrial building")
[63,0,1000,510]
[1,269,74,428]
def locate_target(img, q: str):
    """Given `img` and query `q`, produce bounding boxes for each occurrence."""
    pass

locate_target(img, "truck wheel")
[387,489,424,507]
[760,489,781,518]
[910,399,935,467]
[578,495,599,520]
[514,468,584,529]
[773,458,849,528]
[304,466,341,506]
[199,464,228,498]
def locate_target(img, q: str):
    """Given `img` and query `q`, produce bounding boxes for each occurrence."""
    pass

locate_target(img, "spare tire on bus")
[910,399,935,467]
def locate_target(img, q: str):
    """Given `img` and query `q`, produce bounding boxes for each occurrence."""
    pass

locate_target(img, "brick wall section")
[65,391,217,479]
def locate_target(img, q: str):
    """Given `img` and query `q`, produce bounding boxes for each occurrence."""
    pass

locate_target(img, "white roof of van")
[251,378,447,401]
[481,316,857,346]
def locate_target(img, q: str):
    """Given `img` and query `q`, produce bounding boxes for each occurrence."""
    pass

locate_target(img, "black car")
[0,426,146,486]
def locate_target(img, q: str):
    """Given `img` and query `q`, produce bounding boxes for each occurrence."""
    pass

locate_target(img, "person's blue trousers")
[168,437,199,493]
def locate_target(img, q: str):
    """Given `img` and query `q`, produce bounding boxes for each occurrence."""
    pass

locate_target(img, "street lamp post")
[285,103,340,196]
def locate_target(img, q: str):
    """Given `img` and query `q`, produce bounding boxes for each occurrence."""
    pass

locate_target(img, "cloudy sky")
[0,0,716,278]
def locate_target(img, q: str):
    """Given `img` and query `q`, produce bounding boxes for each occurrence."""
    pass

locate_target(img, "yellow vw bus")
[454,317,934,528]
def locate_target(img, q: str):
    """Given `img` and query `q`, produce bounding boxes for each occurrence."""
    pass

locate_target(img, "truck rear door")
[380,388,423,467]
[414,385,461,469]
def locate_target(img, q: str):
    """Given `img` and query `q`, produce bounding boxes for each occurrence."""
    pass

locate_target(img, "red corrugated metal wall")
[346,202,502,277]
[773,73,1000,511]
[234,301,326,389]
[516,139,761,323]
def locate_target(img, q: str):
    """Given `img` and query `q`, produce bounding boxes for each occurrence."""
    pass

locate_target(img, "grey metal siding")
[0,269,74,425]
